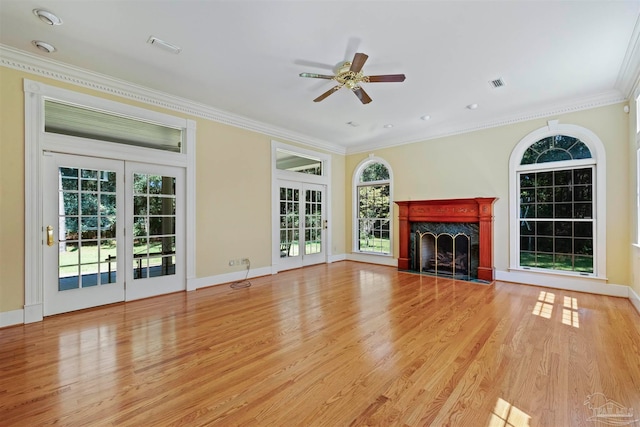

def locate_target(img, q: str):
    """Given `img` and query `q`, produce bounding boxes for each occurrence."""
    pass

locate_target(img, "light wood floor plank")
[1,261,639,426]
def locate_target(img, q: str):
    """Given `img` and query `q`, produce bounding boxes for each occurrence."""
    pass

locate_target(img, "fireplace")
[412,223,478,280]
[395,198,497,282]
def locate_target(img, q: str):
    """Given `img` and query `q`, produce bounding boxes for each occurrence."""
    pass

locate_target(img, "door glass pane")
[132,174,177,279]
[58,166,118,291]
[305,189,322,255]
[279,187,300,258]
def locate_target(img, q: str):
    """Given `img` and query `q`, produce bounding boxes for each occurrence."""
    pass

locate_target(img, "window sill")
[354,251,392,257]
[508,266,607,282]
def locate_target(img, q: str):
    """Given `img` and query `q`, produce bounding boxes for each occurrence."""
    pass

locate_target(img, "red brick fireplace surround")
[395,198,497,282]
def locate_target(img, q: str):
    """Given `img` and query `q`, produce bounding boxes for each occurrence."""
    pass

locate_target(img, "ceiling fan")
[299,52,406,104]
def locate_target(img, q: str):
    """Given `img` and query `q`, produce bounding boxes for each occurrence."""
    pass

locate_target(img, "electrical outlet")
[228,260,235,266]
[241,258,249,265]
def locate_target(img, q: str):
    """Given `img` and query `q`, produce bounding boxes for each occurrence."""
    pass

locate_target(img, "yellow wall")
[0,65,345,313]
[345,103,631,286]
[0,62,635,316]
[0,67,26,311]
[630,96,640,297]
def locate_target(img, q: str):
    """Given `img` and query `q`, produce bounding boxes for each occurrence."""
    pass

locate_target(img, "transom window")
[354,159,392,255]
[516,134,596,274]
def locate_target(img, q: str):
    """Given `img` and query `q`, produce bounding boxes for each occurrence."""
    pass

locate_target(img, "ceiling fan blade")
[313,85,342,102]
[300,72,335,79]
[349,53,368,73]
[353,87,372,104]
[367,74,406,83]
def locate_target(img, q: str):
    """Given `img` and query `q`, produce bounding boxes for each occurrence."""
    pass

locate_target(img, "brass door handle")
[46,225,54,246]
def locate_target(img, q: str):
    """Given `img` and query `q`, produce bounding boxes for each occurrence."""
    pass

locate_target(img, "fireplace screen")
[416,232,470,278]
[409,222,480,280]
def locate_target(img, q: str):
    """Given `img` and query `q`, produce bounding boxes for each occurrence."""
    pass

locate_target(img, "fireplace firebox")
[395,198,497,282]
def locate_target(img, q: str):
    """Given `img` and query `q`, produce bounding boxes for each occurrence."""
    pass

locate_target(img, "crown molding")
[0,44,346,155]
[616,12,640,98]
[1,44,632,157]
[346,89,627,154]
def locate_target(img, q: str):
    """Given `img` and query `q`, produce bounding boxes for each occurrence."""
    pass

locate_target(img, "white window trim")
[508,121,606,279]
[352,155,394,256]
[271,141,331,271]
[23,79,196,323]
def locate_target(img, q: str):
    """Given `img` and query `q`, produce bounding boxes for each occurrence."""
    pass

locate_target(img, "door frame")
[271,141,331,273]
[24,80,196,322]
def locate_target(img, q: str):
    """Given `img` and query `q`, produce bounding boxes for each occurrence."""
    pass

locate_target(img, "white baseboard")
[346,253,398,267]
[495,269,629,297]
[0,309,24,328]
[328,253,347,263]
[187,266,273,291]
[630,287,640,315]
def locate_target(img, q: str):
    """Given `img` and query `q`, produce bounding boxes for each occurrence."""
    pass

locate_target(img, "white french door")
[277,181,326,271]
[125,162,185,300]
[43,153,125,316]
[43,153,185,316]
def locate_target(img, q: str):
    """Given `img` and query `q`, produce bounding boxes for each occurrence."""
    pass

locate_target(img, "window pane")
[555,238,572,254]
[520,173,536,188]
[537,172,552,186]
[554,170,572,185]
[574,168,592,184]
[517,162,596,275]
[520,135,592,165]
[554,221,572,236]
[521,204,535,218]
[574,222,593,238]
[574,203,592,219]
[536,204,552,218]
[569,142,592,159]
[538,149,571,163]
[45,100,182,153]
[554,187,572,203]
[276,149,322,175]
[536,221,552,236]
[360,163,390,182]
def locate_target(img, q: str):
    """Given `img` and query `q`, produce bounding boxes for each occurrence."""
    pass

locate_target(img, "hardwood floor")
[1,261,639,426]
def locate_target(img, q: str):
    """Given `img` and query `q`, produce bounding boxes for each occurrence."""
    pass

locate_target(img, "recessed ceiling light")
[33,9,62,26]
[466,103,479,110]
[383,124,394,128]
[31,40,56,53]
[420,115,431,121]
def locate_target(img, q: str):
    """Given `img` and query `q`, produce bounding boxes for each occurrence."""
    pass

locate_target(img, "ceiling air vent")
[489,78,505,88]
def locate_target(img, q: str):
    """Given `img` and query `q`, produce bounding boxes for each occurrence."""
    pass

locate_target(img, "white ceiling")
[1,0,639,154]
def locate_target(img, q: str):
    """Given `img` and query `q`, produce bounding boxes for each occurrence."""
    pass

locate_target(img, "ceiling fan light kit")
[300,52,406,104]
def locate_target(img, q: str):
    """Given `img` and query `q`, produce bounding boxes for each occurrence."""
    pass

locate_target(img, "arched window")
[353,158,392,255]
[509,123,606,278]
